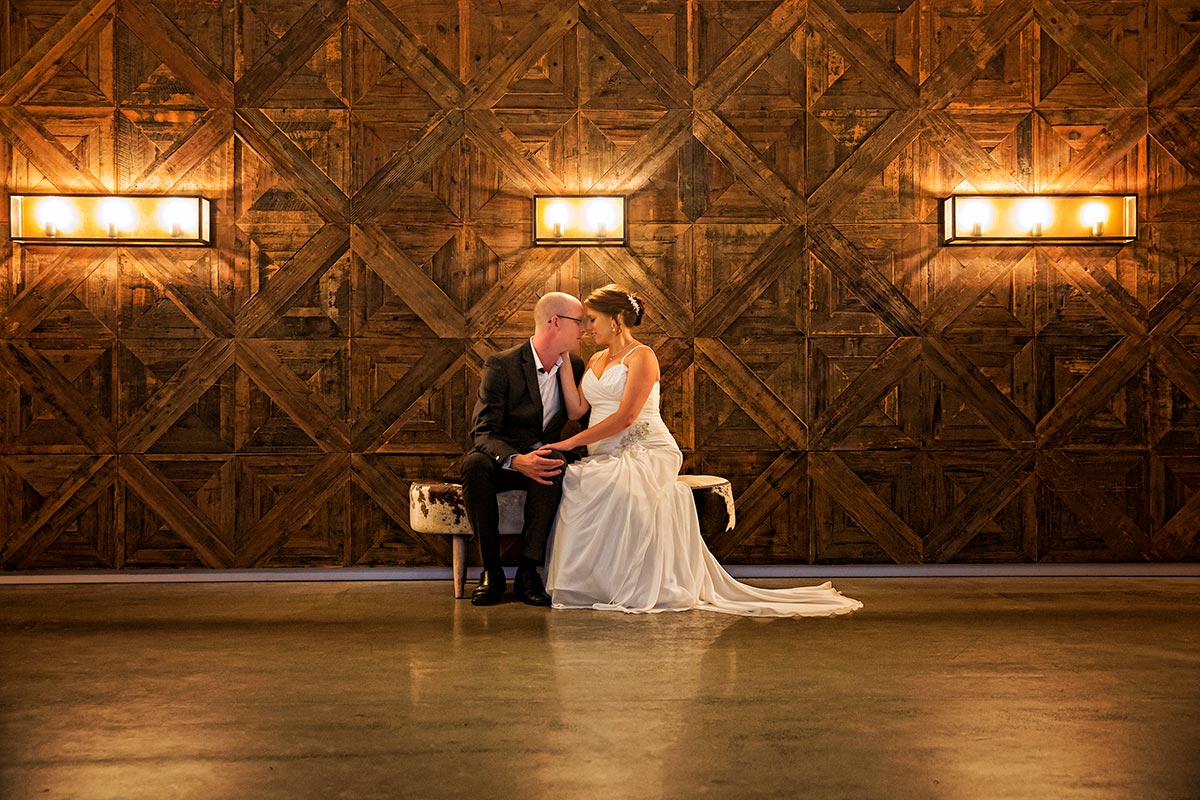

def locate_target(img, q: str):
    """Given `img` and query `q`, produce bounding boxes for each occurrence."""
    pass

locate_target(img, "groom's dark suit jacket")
[469,341,587,464]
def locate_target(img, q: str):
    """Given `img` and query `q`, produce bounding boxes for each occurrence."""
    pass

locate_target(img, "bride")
[543,284,862,617]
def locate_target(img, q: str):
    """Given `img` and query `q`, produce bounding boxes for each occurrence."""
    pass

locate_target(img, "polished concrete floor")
[1,578,1198,800]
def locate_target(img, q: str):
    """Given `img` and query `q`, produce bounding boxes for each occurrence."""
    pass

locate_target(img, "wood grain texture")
[235,452,350,567]
[3,0,1199,569]
[119,0,234,109]
[349,453,453,564]
[462,0,580,109]
[3,248,111,336]
[0,107,109,191]
[129,109,234,192]
[126,249,235,338]
[116,338,235,453]
[692,110,806,222]
[350,0,464,108]
[578,0,691,107]
[235,339,351,453]
[1032,0,1146,108]
[352,224,466,338]
[0,341,116,451]
[235,0,348,108]
[809,451,922,564]
[117,454,234,568]
[235,109,350,221]
[0,455,116,567]
[0,0,115,104]
[351,109,464,221]
[234,224,351,337]
[693,0,804,109]
[694,337,806,448]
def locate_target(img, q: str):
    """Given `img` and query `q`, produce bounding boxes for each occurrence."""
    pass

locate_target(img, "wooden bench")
[409,475,736,598]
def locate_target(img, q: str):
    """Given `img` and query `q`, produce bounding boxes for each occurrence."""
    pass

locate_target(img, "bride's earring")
[611,323,617,332]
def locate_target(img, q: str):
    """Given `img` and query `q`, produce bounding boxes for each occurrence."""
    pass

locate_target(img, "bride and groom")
[459,286,861,617]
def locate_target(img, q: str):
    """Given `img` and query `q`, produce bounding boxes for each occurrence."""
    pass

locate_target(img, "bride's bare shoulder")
[626,344,658,365]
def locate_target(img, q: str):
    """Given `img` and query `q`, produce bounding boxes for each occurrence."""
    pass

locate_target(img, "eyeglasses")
[555,314,584,324]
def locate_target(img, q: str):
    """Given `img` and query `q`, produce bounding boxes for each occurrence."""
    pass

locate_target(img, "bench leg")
[451,535,469,599]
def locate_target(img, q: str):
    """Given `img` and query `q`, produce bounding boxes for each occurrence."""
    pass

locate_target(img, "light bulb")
[544,201,570,238]
[35,197,77,237]
[1080,201,1109,237]
[98,197,136,238]
[1017,198,1051,237]
[158,198,196,238]
[586,198,617,238]
[958,199,993,237]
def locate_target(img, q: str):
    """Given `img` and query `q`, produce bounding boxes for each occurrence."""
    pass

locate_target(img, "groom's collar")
[529,338,562,375]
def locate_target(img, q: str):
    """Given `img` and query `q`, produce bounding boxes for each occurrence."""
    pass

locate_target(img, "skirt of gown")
[545,434,862,618]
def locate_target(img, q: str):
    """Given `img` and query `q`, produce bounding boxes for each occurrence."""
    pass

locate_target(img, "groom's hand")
[511,448,564,485]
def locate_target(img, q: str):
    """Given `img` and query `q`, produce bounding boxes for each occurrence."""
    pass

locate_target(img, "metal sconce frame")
[9,194,213,246]
[532,195,627,246]
[940,194,1137,245]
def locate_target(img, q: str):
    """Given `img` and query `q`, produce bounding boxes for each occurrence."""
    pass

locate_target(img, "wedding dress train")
[546,349,862,617]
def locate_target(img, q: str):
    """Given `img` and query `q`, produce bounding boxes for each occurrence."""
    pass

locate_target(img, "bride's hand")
[557,354,574,383]
[558,353,575,381]
[557,353,589,421]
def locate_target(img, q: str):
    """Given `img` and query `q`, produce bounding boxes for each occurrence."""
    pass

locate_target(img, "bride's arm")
[545,347,659,450]
[558,351,594,420]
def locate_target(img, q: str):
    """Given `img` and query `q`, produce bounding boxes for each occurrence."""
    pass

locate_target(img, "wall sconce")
[533,195,627,246]
[9,194,212,245]
[940,194,1136,245]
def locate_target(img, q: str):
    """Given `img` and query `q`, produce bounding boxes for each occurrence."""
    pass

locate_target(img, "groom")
[461,292,587,606]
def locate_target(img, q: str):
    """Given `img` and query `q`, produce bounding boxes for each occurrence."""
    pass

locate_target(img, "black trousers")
[460,450,571,573]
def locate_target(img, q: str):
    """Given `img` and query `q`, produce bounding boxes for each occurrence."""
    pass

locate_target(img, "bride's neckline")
[589,343,642,381]
[587,361,628,381]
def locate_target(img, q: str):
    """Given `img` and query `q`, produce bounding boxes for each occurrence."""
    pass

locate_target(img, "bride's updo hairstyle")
[585,283,645,327]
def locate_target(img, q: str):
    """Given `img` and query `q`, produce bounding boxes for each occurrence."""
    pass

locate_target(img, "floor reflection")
[1,579,1198,799]
[543,609,740,797]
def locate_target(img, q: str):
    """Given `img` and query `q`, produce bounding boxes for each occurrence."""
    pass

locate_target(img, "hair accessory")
[627,294,641,315]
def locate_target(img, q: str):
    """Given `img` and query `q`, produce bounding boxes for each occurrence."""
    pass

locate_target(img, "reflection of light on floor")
[543,611,740,795]
[4,579,1199,798]
[862,587,1151,797]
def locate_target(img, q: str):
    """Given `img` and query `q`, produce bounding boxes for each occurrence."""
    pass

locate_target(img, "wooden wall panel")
[3,0,1200,570]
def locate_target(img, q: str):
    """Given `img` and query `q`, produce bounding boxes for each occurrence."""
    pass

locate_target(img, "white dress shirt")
[531,339,564,430]
[503,340,563,470]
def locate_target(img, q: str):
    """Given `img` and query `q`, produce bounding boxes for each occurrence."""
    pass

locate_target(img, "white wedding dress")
[546,348,862,617]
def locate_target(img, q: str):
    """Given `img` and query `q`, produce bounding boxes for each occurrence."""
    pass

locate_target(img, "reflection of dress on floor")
[546,348,862,617]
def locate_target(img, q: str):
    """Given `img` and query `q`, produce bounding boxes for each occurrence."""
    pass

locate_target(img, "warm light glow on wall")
[9,194,212,245]
[533,195,626,246]
[941,194,1136,245]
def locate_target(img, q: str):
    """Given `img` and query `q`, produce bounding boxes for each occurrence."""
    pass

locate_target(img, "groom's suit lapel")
[518,344,544,432]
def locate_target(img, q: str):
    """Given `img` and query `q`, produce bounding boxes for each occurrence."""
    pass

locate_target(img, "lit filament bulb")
[1018,198,1052,237]
[586,198,617,238]
[98,197,136,238]
[158,198,195,238]
[544,201,570,238]
[958,199,993,238]
[1080,201,1109,238]
[35,197,77,238]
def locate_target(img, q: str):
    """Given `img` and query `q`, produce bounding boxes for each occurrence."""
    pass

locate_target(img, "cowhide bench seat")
[409,475,737,599]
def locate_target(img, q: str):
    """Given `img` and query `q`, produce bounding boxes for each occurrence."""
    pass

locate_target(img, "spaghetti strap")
[619,344,648,365]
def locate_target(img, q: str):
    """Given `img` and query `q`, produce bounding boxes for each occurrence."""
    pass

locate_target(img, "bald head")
[534,292,582,331]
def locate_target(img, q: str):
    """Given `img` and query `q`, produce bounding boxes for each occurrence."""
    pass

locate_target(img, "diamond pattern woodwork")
[3,0,1200,569]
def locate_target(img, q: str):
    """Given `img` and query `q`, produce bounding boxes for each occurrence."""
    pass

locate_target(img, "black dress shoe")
[471,569,506,606]
[513,567,551,607]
